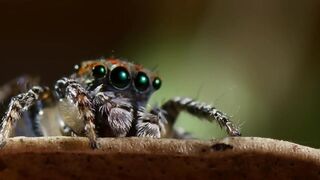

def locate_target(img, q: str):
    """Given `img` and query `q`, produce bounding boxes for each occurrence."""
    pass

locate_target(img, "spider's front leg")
[135,108,167,138]
[161,97,241,137]
[0,86,48,147]
[55,77,98,148]
[92,91,134,137]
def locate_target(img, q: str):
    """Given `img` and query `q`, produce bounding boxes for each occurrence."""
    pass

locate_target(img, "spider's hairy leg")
[149,106,193,139]
[161,97,241,137]
[135,108,167,138]
[0,75,46,137]
[93,91,134,137]
[0,86,47,147]
[55,77,98,149]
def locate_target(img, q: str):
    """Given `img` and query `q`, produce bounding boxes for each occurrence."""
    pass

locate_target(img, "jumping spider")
[0,58,241,148]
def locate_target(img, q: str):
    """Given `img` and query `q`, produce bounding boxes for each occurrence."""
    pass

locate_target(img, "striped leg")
[0,86,45,147]
[55,77,98,148]
[0,76,47,137]
[161,97,241,137]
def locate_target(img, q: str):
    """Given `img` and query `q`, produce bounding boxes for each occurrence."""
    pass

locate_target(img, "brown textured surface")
[0,137,319,179]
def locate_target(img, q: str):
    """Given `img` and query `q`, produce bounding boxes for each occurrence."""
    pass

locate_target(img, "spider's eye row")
[110,66,131,89]
[134,72,149,91]
[152,77,161,90]
[92,65,107,78]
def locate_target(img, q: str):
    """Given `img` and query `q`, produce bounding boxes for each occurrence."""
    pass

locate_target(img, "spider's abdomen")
[57,99,86,135]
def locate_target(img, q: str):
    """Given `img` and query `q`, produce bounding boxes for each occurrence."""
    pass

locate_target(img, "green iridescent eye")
[110,66,131,89]
[92,65,107,78]
[134,72,150,91]
[152,77,161,90]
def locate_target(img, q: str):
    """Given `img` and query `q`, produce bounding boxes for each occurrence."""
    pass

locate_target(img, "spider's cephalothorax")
[56,59,164,140]
[0,58,241,148]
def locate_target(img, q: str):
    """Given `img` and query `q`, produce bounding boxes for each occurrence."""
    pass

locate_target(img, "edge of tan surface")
[0,137,319,179]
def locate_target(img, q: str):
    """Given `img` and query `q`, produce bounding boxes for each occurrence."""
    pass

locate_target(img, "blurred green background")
[0,1,319,147]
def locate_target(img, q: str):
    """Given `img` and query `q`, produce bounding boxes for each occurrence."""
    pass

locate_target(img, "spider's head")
[72,58,161,106]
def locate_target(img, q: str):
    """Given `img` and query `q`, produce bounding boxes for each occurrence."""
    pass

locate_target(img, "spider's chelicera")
[0,58,241,148]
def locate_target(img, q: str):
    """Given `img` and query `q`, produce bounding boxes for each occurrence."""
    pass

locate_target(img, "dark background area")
[0,0,208,83]
[0,1,320,147]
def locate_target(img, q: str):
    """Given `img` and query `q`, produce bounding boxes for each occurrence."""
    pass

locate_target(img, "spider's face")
[72,58,162,106]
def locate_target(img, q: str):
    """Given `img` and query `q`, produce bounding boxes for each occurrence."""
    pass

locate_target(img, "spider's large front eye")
[110,66,131,89]
[92,65,107,78]
[152,77,161,90]
[134,72,149,91]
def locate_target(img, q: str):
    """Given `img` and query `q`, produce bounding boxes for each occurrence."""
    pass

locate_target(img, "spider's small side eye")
[74,64,80,72]
[152,77,161,90]
[110,66,131,89]
[92,65,107,78]
[134,72,149,91]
